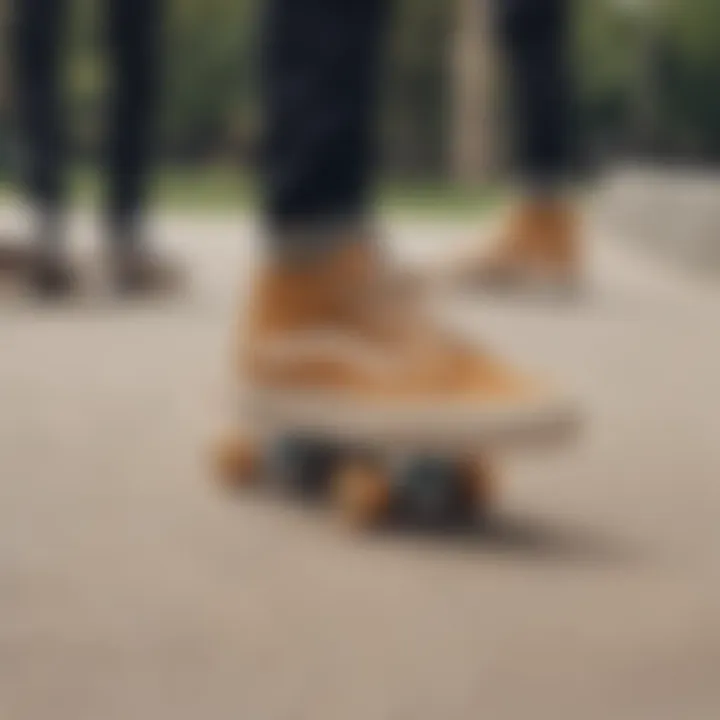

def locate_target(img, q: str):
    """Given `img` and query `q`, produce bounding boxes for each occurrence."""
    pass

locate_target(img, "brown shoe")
[448,200,582,295]
[0,240,33,277]
[0,232,79,298]
[29,252,79,299]
[110,245,185,297]
[237,240,579,451]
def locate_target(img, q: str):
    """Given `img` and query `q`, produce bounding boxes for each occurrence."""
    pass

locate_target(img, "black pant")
[262,0,388,231]
[11,0,163,226]
[497,0,573,188]
[263,0,573,230]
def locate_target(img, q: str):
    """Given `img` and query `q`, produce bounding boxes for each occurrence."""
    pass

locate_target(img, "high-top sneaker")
[237,239,580,450]
[446,199,582,296]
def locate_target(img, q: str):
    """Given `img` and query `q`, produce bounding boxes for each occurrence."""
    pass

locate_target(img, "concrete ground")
[1,209,720,720]
[597,165,720,275]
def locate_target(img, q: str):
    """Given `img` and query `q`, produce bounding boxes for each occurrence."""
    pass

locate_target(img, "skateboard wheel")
[268,436,338,499]
[212,433,261,490]
[333,460,391,528]
[457,457,496,519]
[396,457,476,527]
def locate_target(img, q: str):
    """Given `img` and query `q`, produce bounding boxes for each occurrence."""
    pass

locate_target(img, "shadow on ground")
[372,512,641,567]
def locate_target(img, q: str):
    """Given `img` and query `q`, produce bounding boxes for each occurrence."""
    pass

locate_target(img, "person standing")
[11,0,180,296]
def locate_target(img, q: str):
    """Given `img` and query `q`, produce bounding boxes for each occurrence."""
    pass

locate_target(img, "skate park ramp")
[1,210,720,720]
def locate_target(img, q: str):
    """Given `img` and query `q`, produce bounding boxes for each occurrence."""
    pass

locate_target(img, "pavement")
[597,165,720,275]
[1,209,720,720]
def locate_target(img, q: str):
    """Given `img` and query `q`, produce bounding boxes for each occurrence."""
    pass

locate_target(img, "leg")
[261,0,389,254]
[10,0,76,295]
[104,0,163,232]
[103,0,180,294]
[444,0,582,294]
[497,0,574,192]
[11,0,67,215]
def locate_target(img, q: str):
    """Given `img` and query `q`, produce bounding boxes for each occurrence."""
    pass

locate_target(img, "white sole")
[242,386,581,454]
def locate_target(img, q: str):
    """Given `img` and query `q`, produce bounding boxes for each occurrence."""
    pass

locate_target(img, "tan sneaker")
[448,200,582,296]
[236,240,579,451]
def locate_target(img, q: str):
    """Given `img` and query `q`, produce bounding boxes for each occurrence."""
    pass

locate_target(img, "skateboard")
[212,431,494,529]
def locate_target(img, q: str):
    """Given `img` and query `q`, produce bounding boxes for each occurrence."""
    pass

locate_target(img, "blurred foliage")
[661,0,720,159]
[5,0,720,179]
[577,0,720,163]
[382,0,451,176]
